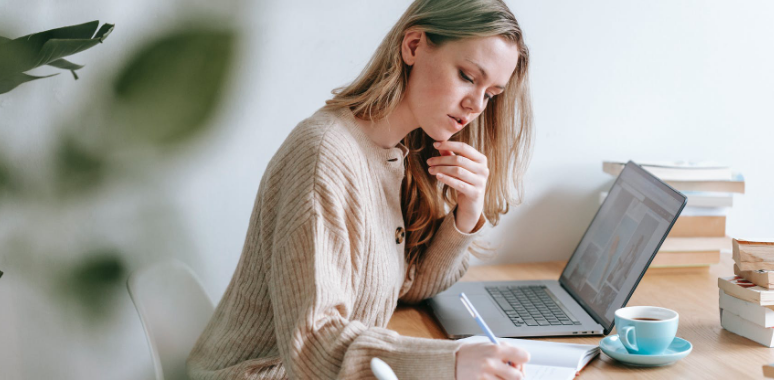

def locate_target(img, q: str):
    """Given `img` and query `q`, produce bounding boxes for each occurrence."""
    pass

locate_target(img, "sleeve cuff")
[342,328,462,379]
[450,207,489,236]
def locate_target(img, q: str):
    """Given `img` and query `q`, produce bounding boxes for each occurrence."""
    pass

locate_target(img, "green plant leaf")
[0,21,113,94]
[32,38,101,68]
[112,28,235,145]
[47,58,84,71]
[47,58,84,79]
[0,72,58,94]
[0,21,98,73]
[19,20,100,41]
[94,23,115,42]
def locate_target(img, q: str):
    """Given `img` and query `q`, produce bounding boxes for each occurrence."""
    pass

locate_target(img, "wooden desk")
[387,253,773,378]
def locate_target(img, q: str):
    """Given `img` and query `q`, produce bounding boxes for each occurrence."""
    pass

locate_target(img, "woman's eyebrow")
[465,59,505,90]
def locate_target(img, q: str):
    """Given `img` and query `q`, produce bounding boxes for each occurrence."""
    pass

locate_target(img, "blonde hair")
[325,0,533,268]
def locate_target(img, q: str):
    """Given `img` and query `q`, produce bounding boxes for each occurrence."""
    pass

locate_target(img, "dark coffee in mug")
[615,306,679,355]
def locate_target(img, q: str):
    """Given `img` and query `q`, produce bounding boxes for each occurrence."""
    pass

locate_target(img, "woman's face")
[401,31,520,142]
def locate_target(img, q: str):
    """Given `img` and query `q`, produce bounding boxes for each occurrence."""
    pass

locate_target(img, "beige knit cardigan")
[187,106,487,379]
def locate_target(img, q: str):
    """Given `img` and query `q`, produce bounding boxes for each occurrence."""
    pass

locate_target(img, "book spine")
[602,162,623,177]
[659,237,731,253]
[664,179,745,194]
[651,251,720,267]
[668,216,726,238]
[719,289,774,327]
[737,244,774,264]
[646,266,710,274]
[720,309,774,347]
[734,264,774,290]
[717,277,766,305]
[734,239,774,271]
[682,192,734,208]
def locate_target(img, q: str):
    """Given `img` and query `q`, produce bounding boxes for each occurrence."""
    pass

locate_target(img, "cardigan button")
[395,226,405,244]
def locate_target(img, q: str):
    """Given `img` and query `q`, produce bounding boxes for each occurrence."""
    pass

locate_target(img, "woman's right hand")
[455,342,530,379]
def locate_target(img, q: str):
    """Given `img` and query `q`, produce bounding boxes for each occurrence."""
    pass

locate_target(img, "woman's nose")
[462,92,485,114]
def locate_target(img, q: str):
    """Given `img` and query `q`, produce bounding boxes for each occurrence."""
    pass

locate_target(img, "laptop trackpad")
[466,295,503,319]
[439,294,503,321]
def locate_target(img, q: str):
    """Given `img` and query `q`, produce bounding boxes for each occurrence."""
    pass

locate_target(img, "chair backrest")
[127,260,214,380]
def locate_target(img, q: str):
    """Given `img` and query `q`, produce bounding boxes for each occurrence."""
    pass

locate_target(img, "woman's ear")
[401,30,423,66]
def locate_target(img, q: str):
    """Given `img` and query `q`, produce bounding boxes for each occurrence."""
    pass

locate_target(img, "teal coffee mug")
[614,306,678,355]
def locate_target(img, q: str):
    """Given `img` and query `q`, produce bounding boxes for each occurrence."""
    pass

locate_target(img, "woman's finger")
[429,165,485,187]
[434,141,486,163]
[427,154,487,176]
[501,343,530,365]
[435,173,478,198]
[491,362,523,380]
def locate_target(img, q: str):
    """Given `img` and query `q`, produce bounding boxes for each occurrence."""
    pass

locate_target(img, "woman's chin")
[424,129,453,142]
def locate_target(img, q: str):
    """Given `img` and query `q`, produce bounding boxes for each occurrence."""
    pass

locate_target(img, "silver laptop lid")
[559,161,686,333]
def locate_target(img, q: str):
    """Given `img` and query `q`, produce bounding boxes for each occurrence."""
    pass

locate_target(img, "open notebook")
[460,336,599,380]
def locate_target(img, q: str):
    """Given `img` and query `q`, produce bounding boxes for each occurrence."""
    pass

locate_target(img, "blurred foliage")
[47,27,236,195]
[112,29,235,146]
[61,249,126,320]
[0,20,114,94]
[54,136,105,195]
[0,158,14,196]
[2,23,237,321]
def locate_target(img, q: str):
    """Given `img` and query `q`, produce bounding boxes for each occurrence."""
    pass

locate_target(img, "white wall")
[196,0,774,289]
[1,1,773,379]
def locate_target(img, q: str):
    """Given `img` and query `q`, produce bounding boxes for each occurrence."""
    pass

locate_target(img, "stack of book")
[718,238,774,347]
[602,161,744,270]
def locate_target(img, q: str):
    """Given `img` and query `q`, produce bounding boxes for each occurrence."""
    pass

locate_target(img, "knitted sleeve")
[398,209,487,304]
[269,209,464,379]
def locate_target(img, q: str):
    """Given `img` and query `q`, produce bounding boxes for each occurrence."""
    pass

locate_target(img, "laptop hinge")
[559,279,610,333]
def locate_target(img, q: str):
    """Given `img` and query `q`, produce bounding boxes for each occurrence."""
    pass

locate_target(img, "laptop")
[428,161,687,338]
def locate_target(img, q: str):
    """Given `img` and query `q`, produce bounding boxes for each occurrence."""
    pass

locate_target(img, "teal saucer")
[599,334,692,367]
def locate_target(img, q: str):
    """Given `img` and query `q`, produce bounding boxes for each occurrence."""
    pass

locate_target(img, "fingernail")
[433,142,440,148]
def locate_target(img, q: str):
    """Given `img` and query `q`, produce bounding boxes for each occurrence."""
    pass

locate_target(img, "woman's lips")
[448,115,463,130]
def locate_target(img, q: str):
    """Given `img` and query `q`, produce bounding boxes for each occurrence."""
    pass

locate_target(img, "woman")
[187,0,533,378]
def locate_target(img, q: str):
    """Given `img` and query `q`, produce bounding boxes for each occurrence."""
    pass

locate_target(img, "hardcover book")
[733,239,774,271]
[717,276,774,305]
[734,264,774,289]
[603,161,733,181]
[719,289,774,327]
[720,309,774,347]
[669,215,726,238]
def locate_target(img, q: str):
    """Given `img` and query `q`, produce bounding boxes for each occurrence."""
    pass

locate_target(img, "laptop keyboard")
[485,285,582,327]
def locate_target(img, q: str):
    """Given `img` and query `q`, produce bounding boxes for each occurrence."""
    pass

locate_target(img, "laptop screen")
[559,161,686,330]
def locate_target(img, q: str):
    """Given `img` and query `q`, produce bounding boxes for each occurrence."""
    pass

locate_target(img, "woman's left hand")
[427,141,489,233]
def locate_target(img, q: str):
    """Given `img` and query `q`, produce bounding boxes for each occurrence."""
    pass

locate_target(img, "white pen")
[460,292,500,344]
[460,292,520,371]
[370,357,399,380]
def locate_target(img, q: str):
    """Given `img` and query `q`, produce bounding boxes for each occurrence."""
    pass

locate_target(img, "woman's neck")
[354,101,419,149]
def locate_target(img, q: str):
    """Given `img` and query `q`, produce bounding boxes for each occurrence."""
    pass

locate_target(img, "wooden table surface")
[387,253,773,379]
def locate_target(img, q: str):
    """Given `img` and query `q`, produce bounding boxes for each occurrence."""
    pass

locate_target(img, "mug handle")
[619,325,639,353]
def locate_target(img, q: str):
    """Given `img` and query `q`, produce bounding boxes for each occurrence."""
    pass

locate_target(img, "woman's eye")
[459,70,474,84]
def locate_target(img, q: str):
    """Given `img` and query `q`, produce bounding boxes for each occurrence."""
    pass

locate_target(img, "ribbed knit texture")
[186,107,487,379]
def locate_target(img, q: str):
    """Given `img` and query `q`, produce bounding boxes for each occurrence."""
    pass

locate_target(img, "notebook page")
[460,335,598,370]
[524,364,576,380]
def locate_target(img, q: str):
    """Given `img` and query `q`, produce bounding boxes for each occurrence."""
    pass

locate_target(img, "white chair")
[128,259,214,380]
